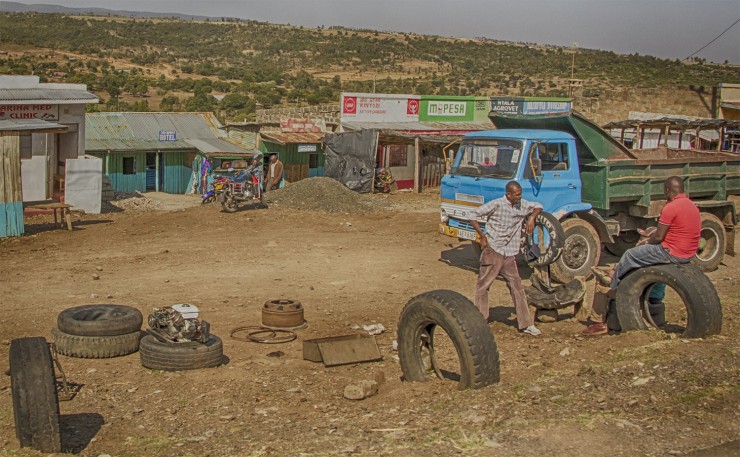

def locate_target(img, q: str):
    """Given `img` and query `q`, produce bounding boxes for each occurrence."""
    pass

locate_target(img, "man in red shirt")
[584,176,701,335]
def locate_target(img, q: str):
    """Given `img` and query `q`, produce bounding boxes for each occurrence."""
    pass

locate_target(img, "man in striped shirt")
[471,181,543,336]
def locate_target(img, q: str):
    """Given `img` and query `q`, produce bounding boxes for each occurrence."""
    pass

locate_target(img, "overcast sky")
[11,0,740,63]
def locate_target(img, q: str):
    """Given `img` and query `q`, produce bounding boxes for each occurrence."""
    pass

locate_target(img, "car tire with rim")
[550,218,601,284]
[691,212,725,272]
[139,334,224,371]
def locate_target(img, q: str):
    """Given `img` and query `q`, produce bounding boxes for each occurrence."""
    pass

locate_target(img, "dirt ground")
[1,190,739,457]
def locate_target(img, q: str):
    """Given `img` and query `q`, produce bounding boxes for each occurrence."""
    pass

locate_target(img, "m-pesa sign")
[340,93,420,123]
[0,104,59,121]
[426,101,467,117]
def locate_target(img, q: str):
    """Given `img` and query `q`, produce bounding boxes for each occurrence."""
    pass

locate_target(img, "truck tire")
[57,304,143,337]
[9,337,62,453]
[604,231,640,257]
[397,290,499,390]
[550,218,601,284]
[139,334,224,371]
[614,264,722,338]
[52,327,141,358]
[691,213,725,272]
[521,211,565,267]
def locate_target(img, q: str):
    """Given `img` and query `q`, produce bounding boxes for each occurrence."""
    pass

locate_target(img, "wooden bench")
[25,203,85,231]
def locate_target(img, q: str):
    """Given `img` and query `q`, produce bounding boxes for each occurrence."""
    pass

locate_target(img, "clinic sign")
[0,104,59,121]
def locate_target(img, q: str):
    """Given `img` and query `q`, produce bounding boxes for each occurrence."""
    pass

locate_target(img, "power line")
[683,18,740,61]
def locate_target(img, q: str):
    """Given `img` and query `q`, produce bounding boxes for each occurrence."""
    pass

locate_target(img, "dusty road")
[1,190,738,457]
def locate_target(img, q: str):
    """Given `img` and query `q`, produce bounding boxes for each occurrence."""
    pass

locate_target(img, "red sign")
[343,96,357,114]
[407,99,419,115]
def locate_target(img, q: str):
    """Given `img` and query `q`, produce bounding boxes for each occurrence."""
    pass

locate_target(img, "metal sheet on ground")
[303,334,382,367]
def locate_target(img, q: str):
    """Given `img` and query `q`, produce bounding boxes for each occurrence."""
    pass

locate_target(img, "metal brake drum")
[261,299,307,330]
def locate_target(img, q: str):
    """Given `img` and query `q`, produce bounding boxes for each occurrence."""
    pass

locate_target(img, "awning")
[721,102,740,111]
[185,138,260,157]
[342,121,493,136]
[260,131,324,145]
[0,118,69,133]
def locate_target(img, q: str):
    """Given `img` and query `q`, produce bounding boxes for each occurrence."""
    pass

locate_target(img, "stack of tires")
[139,334,225,371]
[52,305,143,358]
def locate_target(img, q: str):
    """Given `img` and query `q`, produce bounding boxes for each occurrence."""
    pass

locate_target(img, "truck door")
[522,141,581,212]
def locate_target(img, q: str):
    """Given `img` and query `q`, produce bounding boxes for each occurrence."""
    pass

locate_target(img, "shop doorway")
[146,152,164,191]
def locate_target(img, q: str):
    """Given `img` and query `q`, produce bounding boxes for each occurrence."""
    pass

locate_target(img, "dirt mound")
[264,177,389,213]
[102,192,165,213]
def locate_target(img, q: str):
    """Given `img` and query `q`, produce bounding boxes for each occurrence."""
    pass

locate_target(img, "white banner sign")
[0,104,59,121]
[341,93,420,123]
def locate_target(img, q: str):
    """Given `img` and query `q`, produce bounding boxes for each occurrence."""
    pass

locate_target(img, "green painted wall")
[163,151,193,194]
[261,141,325,167]
[91,151,193,194]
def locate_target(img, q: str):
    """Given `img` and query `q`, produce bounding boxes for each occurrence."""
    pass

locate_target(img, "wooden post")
[413,137,421,193]
[371,131,380,194]
[639,125,645,150]
[678,129,683,149]
[717,127,724,151]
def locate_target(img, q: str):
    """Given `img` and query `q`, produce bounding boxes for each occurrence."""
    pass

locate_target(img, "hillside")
[0,12,738,123]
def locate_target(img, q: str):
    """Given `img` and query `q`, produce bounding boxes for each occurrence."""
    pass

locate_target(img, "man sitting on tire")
[585,176,701,335]
[470,181,543,336]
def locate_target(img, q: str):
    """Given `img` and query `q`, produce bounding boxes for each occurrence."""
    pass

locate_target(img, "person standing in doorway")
[470,181,543,336]
[264,154,284,192]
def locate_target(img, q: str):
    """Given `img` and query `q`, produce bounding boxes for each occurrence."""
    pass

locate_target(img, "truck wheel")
[614,264,722,338]
[139,334,224,371]
[691,213,725,272]
[57,304,143,337]
[9,337,62,453]
[397,290,499,390]
[604,231,640,257]
[52,328,141,358]
[550,219,601,284]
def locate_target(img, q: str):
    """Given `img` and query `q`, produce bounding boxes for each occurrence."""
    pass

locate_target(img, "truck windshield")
[451,139,523,178]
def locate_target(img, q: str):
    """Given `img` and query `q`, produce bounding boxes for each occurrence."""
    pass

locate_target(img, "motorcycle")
[219,171,263,213]
[201,175,229,204]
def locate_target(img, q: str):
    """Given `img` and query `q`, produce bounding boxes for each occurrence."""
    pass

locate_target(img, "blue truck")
[439,112,739,283]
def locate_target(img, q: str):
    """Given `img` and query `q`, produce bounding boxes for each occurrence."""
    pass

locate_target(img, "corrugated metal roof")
[0,88,99,104]
[85,112,233,152]
[260,131,324,145]
[341,121,493,133]
[185,138,260,155]
[0,119,68,132]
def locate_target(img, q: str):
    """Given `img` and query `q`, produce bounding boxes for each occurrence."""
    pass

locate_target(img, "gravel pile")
[264,177,389,213]
[102,192,165,213]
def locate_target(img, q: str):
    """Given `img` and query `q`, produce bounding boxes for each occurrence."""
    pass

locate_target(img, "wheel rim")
[562,234,591,270]
[695,226,720,262]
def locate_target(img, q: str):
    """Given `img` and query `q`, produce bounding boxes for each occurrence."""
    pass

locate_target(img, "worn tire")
[521,211,565,267]
[615,263,722,338]
[57,304,143,337]
[9,337,61,453]
[550,218,601,284]
[604,231,640,257]
[139,334,224,371]
[52,328,141,358]
[691,213,725,272]
[397,290,499,390]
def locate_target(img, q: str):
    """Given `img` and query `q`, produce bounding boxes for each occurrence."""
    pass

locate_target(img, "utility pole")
[568,42,578,98]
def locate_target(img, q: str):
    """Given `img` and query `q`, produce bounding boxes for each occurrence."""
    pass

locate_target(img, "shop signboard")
[0,104,59,121]
[489,97,571,116]
[158,130,177,142]
[297,144,317,153]
[341,93,420,123]
[280,117,326,133]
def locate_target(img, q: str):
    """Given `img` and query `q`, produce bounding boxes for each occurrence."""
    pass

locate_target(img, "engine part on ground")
[397,290,500,390]
[52,328,141,359]
[139,334,224,371]
[9,337,62,453]
[303,334,382,367]
[230,326,297,344]
[57,304,143,337]
[148,304,210,343]
[549,218,601,284]
[261,299,307,330]
[614,263,722,338]
[520,211,565,267]
[526,277,587,310]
